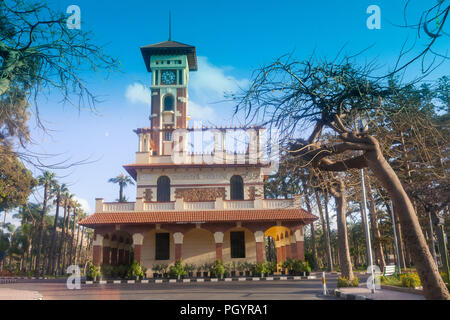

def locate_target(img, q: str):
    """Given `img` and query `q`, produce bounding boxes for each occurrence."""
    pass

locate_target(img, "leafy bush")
[160,263,169,275]
[302,261,311,273]
[400,272,421,288]
[254,262,270,276]
[337,276,359,288]
[127,261,144,279]
[184,263,196,273]
[212,260,225,277]
[168,261,187,278]
[304,252,316,271]
[281,258,294,271]
[151,264,161,273]
[265,260,277,274]
[86,262,101,280]
[168,262,185,278]
[101,265,113,278]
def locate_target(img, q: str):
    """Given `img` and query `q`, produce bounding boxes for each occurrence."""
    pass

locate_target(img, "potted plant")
[184,263,195,278]
[152,264,161,278]
[169,261,187,280]
[265,260,276,276]
[243,262,251,277]
[127,261,144,280]
[236,262,245,276]
[227,262,236,277]
[292,259,303,276]
[254,262,266,277]
[160,264,169,278]
[213,260,225,279]
[201,263,210,278]
[86,262,101,281]
[195,265,202,278]
[302,261,311,276]
[281,258,293,275]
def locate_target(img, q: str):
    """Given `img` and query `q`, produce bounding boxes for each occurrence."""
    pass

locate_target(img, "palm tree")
[108,173,134,202]
[69,201,81,266]
[48,182,68,275]
[61,193,74,274]
[35,171,56,276]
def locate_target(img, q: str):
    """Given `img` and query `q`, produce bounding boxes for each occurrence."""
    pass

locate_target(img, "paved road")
[0,274,357,300]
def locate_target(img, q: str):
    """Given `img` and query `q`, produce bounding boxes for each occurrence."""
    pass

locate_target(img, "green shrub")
[265,260,276,274]
[302,261,311,273]
[151,264,161,273]
[254,262,270,276]
[127,261,144,279]
[282,258,294,271]
[184,263,196,273]
[292,260,303,273]
[212,260,225,277]
[160,263,169,275]
[337,276,359,288]
[337,276,349,288]
[169,261,187,278]
[86,262,101,280]
[101,265,113,278]
[400,272,421,288]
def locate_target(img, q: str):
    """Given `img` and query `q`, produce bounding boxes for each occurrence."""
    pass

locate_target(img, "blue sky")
[8,0,449,223]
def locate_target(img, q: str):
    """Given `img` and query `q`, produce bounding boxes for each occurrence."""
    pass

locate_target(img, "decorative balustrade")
[96,198,297,213]
[184,201,215,210]
[224,200,255,209]
[144,202,175,211]
[103,202,135,212]
[263,199,294,209]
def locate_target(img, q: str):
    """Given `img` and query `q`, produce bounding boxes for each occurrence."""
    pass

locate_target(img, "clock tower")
[140,40,198,156]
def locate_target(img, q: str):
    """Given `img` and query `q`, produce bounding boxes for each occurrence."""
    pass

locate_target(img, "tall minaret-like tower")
[140,40,197,156]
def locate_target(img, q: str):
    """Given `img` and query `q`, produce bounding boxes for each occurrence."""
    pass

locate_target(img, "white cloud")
[74,196,91,213]
[125,83,151,105]
[188,100,216,123]
[190,56,249,102]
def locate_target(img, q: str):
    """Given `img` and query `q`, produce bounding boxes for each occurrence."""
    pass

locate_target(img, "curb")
[82,275,317,285]
[333,289,372,300]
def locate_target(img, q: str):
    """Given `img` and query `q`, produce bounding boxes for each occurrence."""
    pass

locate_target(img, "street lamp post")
[390,200,402,274]
[358,118,375,293]
[360,168,376,293]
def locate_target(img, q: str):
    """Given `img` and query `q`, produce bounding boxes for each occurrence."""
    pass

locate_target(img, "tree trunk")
[314,189,333,271]
[48,194,60,275]
[74,222,81,265]
[331,180,354,281]
[35,183,48,277]
[119,183,124,202]
[61,205,70,275]
[365,139,449,300]
[69,210,77,265]
[78,226,85,266]
[366,175,386,270]
[303,187,317,269]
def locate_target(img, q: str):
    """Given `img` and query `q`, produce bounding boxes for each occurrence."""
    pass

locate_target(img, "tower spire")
[168,11,172,41]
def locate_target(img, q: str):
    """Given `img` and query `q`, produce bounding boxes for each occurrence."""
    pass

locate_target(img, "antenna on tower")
[168,11,172,41]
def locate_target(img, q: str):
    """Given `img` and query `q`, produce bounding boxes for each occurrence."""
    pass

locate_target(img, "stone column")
[92,234,103,266]
[214,232,224,261]
[110,241,118,266]
[275,240,282,265]
[173,232,184,262]
[281,235,286,262]
[132,233,144,264]
[290,233,296,260]
[294,228,305,260]
[254,231,265,263]
[102,239,111,265]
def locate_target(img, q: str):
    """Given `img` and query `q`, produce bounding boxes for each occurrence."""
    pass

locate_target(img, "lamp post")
[358,119,375,293]
[390,200,402,274]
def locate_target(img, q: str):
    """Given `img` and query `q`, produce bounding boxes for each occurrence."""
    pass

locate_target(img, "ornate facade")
[79,39,317,275]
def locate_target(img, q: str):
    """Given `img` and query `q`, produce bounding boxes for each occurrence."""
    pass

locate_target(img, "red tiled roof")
[79,209,317,227]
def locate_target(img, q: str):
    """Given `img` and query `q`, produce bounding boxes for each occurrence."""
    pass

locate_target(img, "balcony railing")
[96,197,299,213]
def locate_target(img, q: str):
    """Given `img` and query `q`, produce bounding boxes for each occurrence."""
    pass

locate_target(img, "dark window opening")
[157,176,171,202]
[155,233,170,260]
[230,231,245,258]
[163,95,174,111]
[230,175,244,200]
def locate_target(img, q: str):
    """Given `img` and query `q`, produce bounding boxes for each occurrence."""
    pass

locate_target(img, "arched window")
[157,176,171,202]
[163,95,174,111]
[230,175,244,200]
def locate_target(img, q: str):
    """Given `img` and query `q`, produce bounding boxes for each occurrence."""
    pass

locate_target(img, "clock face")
[161,70,176,85]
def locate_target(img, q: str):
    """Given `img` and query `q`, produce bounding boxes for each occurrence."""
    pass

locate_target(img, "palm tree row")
[0,171,93,277]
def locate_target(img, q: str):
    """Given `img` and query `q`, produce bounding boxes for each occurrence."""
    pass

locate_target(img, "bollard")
[322,272,327,295]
